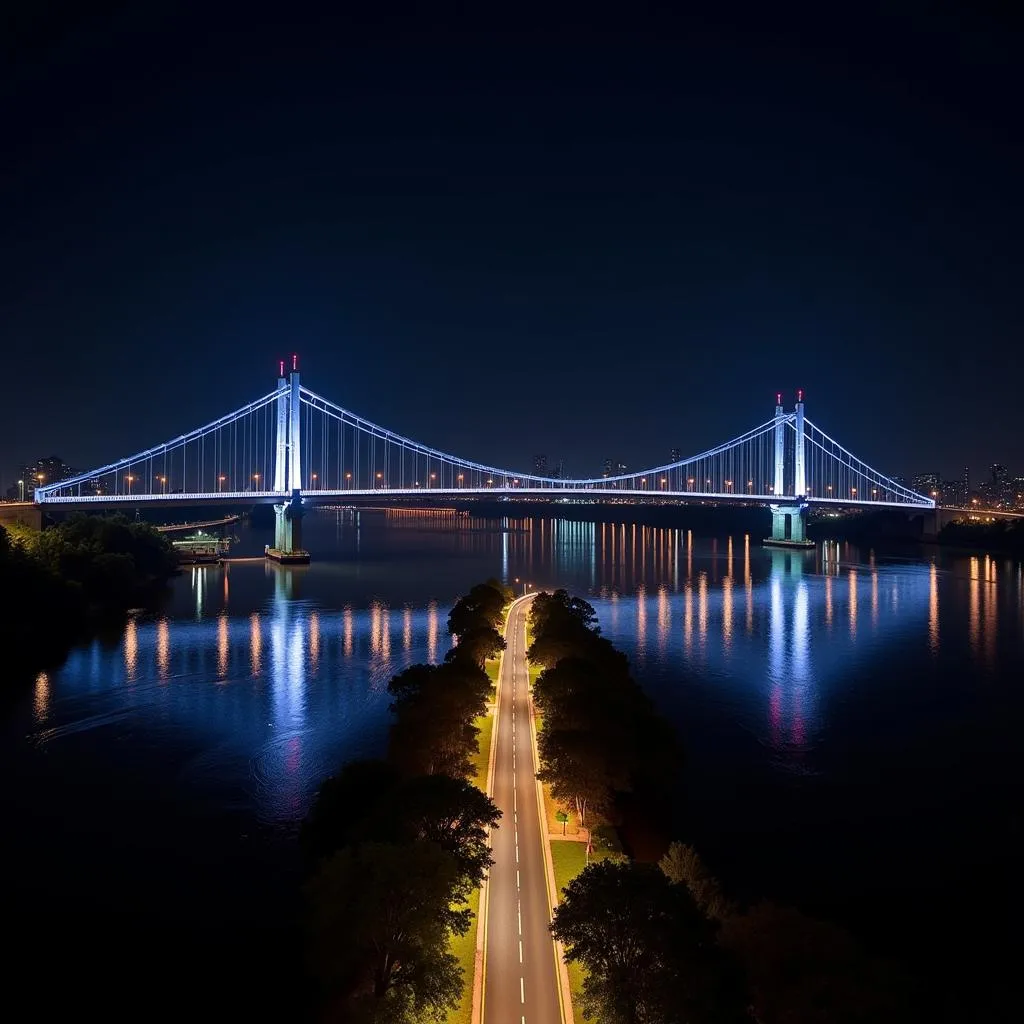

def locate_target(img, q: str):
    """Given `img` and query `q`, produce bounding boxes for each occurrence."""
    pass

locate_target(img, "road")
[483,595,563,1024]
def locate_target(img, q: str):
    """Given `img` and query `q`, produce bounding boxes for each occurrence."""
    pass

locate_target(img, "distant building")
[18,455,79,497]
[670,447,681,464]
[616,462,627,475]
[912,472,940,497]
[533,454,548,475]
[941,479,968,506]
[602,458,613,478]
[987,464,1012,506]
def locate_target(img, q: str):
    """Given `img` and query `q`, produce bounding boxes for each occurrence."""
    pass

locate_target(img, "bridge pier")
[765,503,815,549]
[267,489,310,564]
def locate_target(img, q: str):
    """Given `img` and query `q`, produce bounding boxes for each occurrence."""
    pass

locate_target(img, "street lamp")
[457,473,464,488]
[660,477,667,489]
[640,477,647,488]
[850,487,857,496]
[725,479,733,491]
[218,475,226,492]
[376,472,383,488]
[253,473,261,489]
[17,479,24,501]
[747,480,753,493]
[125,474,134,494]
[430,473,437,486]
[345,472,352,487]
[687,477,694,490]
[487,478,493,487]
[311,472,318,488]
[156,475,167,493]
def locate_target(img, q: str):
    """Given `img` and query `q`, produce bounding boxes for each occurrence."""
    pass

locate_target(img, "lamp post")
[345,472,352,488]
[18,479,24,501]
[253,472,260,490]
[156,475,166,493]
[218,475,226,492]
[125,474,134,495]
[457,473,464,488]
[376,472,383,489]
[311,472,318,489]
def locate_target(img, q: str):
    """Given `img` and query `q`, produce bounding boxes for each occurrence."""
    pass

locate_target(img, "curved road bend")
[483,595,563,1024]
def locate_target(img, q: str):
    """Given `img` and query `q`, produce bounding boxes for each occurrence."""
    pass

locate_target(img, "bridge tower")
[766,390,814,549]
[268,355,308,563]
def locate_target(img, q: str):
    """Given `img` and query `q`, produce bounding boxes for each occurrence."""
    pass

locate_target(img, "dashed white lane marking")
[515,842,519,863]
[521,976,525,1003]
[518,901,522,934]
[513,789,517,812]
[516,869,520,888]
[519,939,523,963]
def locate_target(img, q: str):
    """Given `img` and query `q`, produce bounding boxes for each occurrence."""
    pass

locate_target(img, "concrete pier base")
[764,503,815,549]
[267,489,310,564]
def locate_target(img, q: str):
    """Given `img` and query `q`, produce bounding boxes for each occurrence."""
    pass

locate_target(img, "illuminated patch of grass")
[445,885,479,1024]
[470,713,493,787]
[550,839,619,1023]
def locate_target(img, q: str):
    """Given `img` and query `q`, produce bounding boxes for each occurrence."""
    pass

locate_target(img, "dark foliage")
[551,859,748,1024]
[0,516,177,683]
[527,589,683,825]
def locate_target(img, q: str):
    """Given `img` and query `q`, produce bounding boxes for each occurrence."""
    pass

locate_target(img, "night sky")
[3,3,1021,486]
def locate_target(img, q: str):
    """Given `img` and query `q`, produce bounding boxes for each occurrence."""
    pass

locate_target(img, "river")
[4,509,1021,1017]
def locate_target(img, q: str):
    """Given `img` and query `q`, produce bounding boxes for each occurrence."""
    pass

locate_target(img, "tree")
[551,860,747,1024]
[447,582,506,638]
[388,661,490,778]
[529,588,600,641]
[303,761,501,902]
[306,841,466,1021]
[389,772,500,901]
[446,624,505,668]
[659,842,732,921]
[537,726,625,826]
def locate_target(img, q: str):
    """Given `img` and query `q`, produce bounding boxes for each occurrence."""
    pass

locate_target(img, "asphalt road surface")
[483,595,563,1024]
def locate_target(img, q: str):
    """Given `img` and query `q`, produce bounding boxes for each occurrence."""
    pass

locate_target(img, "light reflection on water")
[9,511,1024,944]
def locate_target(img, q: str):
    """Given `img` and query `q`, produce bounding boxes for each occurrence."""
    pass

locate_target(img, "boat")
[172,530,230,564]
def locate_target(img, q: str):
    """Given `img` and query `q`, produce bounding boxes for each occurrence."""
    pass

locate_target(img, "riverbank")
[0,516,178,687]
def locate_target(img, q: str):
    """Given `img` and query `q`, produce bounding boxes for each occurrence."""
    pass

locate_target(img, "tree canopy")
[551,859,747,1024]
[527,590,682,827]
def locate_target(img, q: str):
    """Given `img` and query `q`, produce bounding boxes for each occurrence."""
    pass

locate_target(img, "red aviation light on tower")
[797,388,804,403]
[292,353,299,371]
[279,360,285,378]
[776,392,782,406]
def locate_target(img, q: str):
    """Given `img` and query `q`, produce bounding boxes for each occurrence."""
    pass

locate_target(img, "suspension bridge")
[34,357,934,556]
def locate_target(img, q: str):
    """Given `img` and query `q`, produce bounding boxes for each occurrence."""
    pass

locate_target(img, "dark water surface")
[4,510,1022,1015]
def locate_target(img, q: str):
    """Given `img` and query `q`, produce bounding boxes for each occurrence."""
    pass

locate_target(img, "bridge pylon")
[267,357,310,564]
[765,390,814,549]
